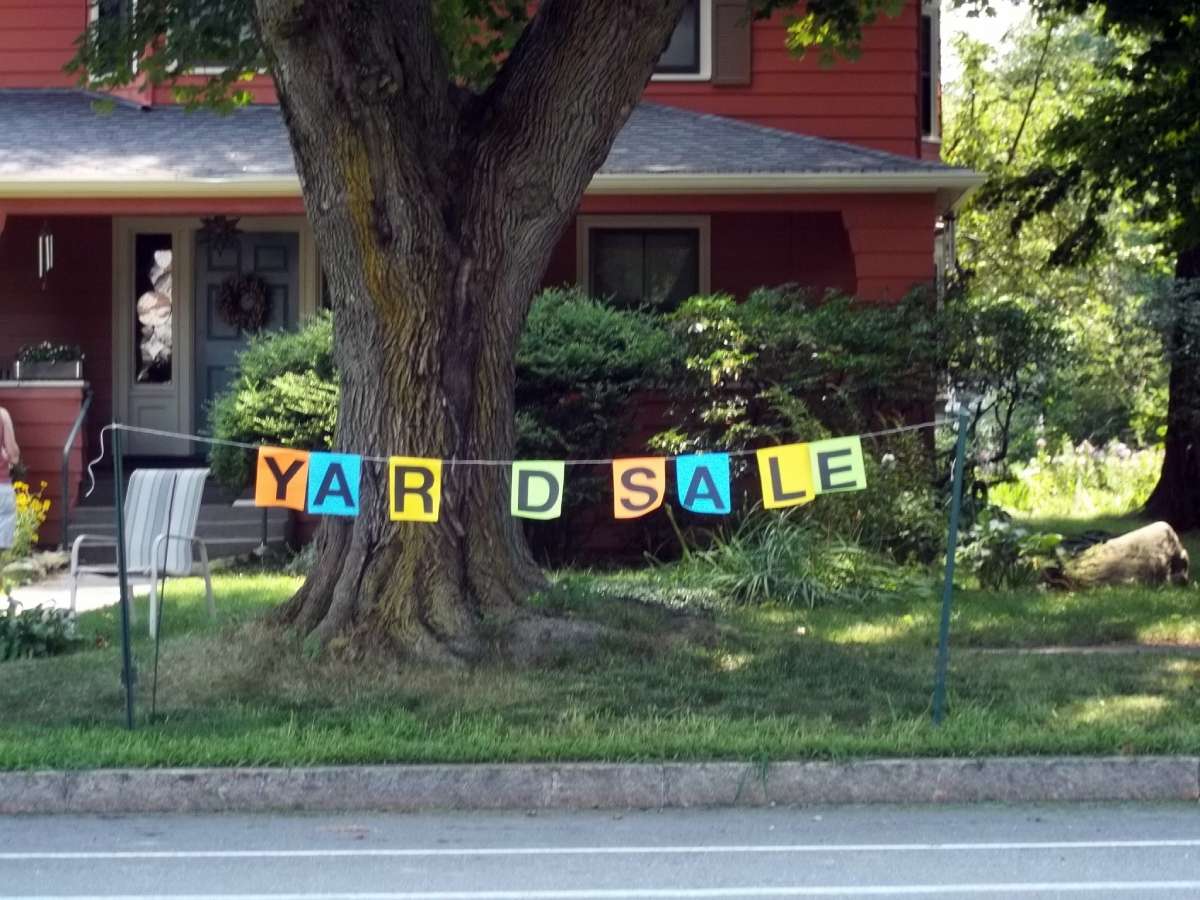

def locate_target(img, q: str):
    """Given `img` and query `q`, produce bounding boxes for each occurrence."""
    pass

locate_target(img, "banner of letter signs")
[254,437,866,521]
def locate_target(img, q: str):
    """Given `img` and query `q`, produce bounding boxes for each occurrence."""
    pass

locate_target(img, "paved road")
[1,803,1198,898]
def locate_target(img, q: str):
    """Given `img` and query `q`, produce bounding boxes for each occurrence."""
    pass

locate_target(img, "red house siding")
[547,194,933,303]
[0,0,86,89]
[646,1,923,156]
[0,216,114,452]
[0,1,926,154]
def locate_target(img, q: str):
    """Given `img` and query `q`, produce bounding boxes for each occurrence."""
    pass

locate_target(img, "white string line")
[84,419,942,499]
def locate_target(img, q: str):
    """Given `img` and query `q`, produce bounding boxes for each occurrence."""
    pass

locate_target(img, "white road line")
[7,883,1200,899]
[2,838,1200,861]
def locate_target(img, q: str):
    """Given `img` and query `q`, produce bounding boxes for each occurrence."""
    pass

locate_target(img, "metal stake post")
[932,403,970,726]
[112,425,136,730]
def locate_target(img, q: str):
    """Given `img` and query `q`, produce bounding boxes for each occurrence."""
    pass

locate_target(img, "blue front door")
[193,231,299,433]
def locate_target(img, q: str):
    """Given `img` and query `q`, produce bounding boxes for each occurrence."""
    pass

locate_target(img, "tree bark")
[254,0,689,658]
[1144,247,1200,531]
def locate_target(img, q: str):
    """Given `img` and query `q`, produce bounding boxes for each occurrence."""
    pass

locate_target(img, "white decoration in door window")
[135,234,174,383]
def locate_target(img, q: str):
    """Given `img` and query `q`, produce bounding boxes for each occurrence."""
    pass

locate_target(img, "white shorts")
[0,483,15,550]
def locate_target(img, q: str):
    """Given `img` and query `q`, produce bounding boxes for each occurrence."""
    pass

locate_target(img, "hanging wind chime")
[37,220,54,289]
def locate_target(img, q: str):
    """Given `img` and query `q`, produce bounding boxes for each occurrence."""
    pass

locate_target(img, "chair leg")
[197,540,215,622]
[148,570,159,640]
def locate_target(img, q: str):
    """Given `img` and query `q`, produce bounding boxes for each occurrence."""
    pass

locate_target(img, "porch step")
[66,505,290,564]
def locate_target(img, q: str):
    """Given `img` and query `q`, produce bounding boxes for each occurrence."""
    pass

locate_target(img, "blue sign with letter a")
[675,453,731,515]
[307,453,362,517]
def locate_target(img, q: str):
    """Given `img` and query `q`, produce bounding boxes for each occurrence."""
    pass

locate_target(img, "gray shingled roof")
[0,89,971,183]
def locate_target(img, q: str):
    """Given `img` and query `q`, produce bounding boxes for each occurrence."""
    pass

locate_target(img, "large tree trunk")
[1144,247,1200,530]
[255,0,688,658]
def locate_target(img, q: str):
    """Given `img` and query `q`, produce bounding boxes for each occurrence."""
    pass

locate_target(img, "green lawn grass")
[1,556,1198,770]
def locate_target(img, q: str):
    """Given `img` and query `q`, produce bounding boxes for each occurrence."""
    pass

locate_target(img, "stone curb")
[1,757,1196,815]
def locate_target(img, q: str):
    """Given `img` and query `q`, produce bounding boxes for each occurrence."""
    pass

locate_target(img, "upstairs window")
[90,0,132,65]
[93,0,130,23]
[920,0,941,139]
[654,0,713,81]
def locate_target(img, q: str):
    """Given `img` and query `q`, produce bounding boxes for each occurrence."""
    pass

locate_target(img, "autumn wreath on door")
[217,273,272,332]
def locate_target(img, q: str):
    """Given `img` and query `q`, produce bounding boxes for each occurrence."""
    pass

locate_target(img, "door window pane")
[134,233,173,384]
[656,0,701,74]
[590,228,700,311]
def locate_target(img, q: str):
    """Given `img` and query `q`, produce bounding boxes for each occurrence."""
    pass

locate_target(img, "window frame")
[920,0,941,142]
[651,0,713,83]
[576,215,712,308]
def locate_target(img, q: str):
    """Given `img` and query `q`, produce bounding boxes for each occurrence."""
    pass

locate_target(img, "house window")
[578,216,711,311]
[653,0,712,81]
[920,0,941,139]
[133,234,174,385]
[90,0,132,64]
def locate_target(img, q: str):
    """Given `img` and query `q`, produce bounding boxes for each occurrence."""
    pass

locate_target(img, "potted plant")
[14,342,83,381]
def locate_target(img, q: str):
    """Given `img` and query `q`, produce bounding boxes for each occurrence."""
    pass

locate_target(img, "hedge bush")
[208,312,337,487]
[209,290,679,492]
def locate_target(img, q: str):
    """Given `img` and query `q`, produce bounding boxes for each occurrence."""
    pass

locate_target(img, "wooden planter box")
[14,359,83,380]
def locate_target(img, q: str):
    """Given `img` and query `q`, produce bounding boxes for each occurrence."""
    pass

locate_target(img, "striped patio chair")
[69,468,214,638]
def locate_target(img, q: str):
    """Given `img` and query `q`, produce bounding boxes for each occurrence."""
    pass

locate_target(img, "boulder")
[1062,521,1189,589]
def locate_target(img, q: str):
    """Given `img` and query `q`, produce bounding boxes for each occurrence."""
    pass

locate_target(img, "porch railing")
[60,387,94,550]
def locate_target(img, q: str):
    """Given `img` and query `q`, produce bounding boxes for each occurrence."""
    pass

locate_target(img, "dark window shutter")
[711,0,752,86]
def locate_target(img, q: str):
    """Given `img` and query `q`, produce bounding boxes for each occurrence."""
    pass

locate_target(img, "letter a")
[675,453,731,515]
[307,453,361,517]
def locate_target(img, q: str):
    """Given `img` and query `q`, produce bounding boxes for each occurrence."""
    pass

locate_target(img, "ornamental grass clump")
[685,512,891,609]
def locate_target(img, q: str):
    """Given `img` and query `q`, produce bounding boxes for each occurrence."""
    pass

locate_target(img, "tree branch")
[1005,21,1055,167]
[468,0,689,213]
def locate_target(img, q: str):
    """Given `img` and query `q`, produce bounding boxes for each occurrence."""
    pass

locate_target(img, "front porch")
[0,211,319,550]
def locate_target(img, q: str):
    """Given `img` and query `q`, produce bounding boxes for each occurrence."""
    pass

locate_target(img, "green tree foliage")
[944,14,1170,457]
[973,0,1200,527]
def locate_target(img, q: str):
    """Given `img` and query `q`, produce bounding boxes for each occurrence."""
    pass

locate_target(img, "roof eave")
[0,170,985,209]
[0,177,302,199]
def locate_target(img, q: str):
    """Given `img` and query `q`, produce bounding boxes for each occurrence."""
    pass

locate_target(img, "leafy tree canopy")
[989,0,1200,261]
[944,14,1169,454]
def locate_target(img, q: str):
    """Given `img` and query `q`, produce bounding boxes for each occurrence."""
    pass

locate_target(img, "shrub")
[1,604,79,661]
[515,287,680,464]
[810,430,946,565]
[209,292,681,492]
[957,507,1063,590]
[651,289,948,564]
[208,312,338,487]
[651,287,941,455]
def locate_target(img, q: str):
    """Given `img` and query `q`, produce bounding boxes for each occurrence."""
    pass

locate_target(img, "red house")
[0,0,979,545]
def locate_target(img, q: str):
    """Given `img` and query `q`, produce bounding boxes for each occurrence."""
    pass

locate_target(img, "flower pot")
[13,359,82,381]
